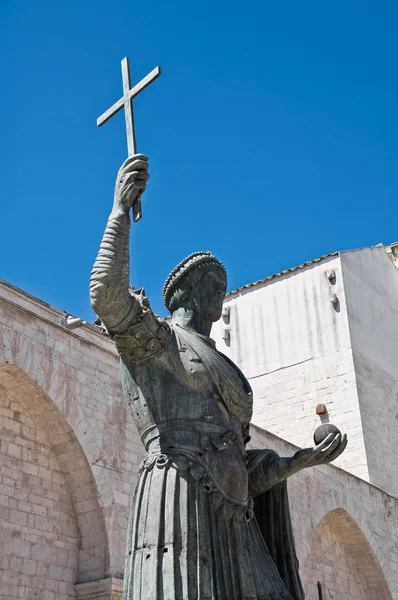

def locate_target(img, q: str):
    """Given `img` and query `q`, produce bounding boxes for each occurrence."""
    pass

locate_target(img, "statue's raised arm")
[90,155,149,333]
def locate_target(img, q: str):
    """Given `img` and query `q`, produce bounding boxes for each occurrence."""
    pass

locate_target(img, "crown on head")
[163,251,227,310]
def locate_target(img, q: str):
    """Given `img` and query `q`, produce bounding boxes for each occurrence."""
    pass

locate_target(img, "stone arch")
[299,484,389,579]
[0,363,110,586]
[302,507,393,600]
[0,297,140,589]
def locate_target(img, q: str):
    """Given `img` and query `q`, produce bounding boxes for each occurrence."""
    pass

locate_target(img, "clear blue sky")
[1,0,397,320]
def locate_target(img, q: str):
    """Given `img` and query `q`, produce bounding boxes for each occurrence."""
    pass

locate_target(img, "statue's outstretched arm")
[90,155,150,333]
[248,432,347,495]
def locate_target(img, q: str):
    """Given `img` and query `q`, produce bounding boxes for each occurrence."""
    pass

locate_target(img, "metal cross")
[97,57,161,222]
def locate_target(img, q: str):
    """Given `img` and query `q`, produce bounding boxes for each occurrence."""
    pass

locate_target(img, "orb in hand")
[313,423,341,446]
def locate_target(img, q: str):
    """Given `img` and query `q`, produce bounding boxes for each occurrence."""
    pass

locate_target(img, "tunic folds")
[122,457,293,600]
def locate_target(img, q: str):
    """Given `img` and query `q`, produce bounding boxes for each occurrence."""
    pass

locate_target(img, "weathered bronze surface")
[90,156,347,600]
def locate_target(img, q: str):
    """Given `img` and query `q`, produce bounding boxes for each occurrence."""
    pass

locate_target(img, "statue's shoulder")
[111,287,173,363]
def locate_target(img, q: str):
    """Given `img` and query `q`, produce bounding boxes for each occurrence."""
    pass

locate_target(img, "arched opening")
[0,364,109,598]
[302,508,392,600]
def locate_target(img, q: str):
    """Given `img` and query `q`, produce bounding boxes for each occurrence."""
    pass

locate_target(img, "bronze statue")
[90,155,347,600]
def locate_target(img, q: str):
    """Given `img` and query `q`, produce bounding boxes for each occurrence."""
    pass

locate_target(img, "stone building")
[0,243,397,599]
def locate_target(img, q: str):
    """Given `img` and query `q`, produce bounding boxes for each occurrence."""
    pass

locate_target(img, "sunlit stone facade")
[0,244,397,599]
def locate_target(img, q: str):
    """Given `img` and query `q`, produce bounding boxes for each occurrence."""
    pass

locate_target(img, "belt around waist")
[140,419,243,451]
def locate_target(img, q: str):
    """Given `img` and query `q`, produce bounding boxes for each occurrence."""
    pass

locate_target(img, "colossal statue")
[90,155,347,600]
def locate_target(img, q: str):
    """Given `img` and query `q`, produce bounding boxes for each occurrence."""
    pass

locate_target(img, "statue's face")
[194,270,227,322]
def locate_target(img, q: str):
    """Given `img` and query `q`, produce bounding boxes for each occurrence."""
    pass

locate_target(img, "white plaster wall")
[212,257,368,480]
[341,246,398,496]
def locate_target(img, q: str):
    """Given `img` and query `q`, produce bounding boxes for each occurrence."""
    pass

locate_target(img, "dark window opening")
[317,581,323,600]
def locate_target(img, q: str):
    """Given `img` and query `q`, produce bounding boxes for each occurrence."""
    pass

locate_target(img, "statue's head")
[163,252,227,322]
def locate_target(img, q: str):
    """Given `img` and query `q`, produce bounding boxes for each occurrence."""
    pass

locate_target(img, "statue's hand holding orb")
[290,423,347,471]
[113,154,149,215]
[311,423,347,465]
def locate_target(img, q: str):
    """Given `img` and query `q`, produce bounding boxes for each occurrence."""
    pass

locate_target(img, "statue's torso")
[117,322,253,506]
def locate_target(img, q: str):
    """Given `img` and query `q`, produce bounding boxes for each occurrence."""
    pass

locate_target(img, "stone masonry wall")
[0,387,78,600]
[0,280,145,599]
[1,279,397,599]
[303,509,391,600]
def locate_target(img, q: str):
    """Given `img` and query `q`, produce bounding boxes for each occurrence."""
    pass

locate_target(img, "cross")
[97,57,161,222]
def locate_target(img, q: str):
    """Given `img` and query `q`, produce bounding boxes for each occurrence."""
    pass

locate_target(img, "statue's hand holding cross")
[112,154,150,218]
[97,57,161,222]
